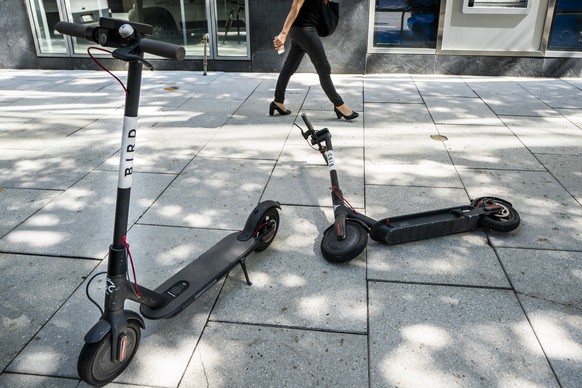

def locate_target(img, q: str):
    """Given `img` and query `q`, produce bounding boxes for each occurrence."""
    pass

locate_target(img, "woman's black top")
[293,0,321,28]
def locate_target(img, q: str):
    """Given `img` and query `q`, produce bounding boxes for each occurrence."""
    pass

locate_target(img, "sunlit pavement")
[1,69,581,387]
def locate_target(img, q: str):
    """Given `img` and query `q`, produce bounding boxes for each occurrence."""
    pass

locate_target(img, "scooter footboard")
[370,206,480,244]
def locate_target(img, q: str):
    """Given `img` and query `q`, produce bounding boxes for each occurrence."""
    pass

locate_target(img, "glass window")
[28,0,67,54]
[27,0,249,58]
[215,0,247,57]
[548,0,582,51]
[373,0,440,49]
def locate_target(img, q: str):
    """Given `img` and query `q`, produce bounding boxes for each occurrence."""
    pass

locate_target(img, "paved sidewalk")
[0,69,581,387]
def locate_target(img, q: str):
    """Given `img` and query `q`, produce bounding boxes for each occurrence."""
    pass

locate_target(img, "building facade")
[2,0,582,76]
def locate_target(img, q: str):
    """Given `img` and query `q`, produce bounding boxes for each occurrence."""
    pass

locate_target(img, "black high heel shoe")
[334,107,359,120]
[269,101,291,116]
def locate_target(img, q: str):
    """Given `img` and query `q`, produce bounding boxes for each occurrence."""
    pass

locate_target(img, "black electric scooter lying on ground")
[56,18,280,386]
[298,113,520,263]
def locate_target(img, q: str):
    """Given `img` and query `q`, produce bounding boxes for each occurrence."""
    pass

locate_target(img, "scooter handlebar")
[55,20,185,60]
[139,38,185,60]
[301,113,315,132]
[56,21,97,42]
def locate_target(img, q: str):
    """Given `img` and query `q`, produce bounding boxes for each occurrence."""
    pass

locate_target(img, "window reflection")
[29,0,66,54]
[28,0,249,58]
[373,0,440,49]
[548,0,582,51]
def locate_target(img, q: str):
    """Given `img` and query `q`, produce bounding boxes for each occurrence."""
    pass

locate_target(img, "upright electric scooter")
[56,19,280,386]
[298,113,519,263]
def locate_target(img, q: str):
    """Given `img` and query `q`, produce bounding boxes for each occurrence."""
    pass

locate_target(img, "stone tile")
[518,79,582,109]
[535,154,582,203]
[413,75,477,98]
[139,157,275,229]
[364,102,437,139]
[364,75,422,103]
[365,142,463,188]
[424,97,503,126]
[265,154,365,208]
[369,282,559,387]
[458,169,582,251]
[519,295,582,388]
[211,205,367,333]
[0,254,95,371]
[0,134,119,190]
[181,322,368,387]
[463,77,556,116]
[557,108,582,129]
[99,124,219,174]
[437,124,545,170]
[0,170,174,259]
[198,122,290,160]
[7,225,228,387]
[367,230,510,288]
[499,248,582,307]
[500,115,582,155]
[0,188,60,239]
[0,373,79,387]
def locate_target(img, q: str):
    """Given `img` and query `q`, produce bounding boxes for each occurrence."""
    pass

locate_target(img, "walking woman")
[271,0,359,120]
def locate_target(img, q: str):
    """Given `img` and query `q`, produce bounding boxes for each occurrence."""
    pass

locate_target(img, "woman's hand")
[274,33,286,52]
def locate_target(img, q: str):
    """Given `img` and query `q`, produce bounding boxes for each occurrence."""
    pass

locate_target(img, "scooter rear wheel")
[253,207,280,252]
[321,220,368,263]
[473,197,520,232]
[77,321,141,387]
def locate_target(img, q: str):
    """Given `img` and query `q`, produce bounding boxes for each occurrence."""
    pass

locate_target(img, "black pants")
[274,26,344,107]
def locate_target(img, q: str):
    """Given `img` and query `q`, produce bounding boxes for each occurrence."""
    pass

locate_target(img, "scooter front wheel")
[253,207,280,252]
[473,197,520,232]
[77,321,141,387]
[321,220,368,263]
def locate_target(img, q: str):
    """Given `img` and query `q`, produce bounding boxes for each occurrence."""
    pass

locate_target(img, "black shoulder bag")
[317,0,339,37]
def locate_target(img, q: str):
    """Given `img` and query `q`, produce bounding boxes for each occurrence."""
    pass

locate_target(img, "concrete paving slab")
[0,373,79,387]
[100,124,219,174]
[264,157,365,208]
[412,75,477,98]
[211,205,367,333]
[499,248,582,307]
[369,282,559,388]
[0,134,118,190]
[7,224,227,387]
[364,102,436,136]
[0,253,96,371]
[367,231,510,288]
[458,169,582,251]
[500,115,582,155]
[535,154,582,204]
[478,92,555,117]
[437,124,545,170]
[0,188,61,239]
[519,295,582,388]
[424,96,504,126]
[364,75,423,103]
[366,144,463,188]
[182,321,368,387]
[556,108,582,129]
[0,170,174,259]
[139,157,275,229]
[0,115,99,150]
[518,79,582,109]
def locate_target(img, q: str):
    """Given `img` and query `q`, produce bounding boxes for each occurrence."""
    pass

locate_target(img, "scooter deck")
[370,206,480,244]
[140,232,255,320]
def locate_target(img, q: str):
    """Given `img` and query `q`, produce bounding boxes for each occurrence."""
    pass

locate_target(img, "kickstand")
[239,259,252,286]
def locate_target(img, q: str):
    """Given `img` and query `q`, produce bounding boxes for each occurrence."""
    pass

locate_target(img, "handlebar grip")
[139,39,185,60]
[301,113,315,132]
[55,21,96,42]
